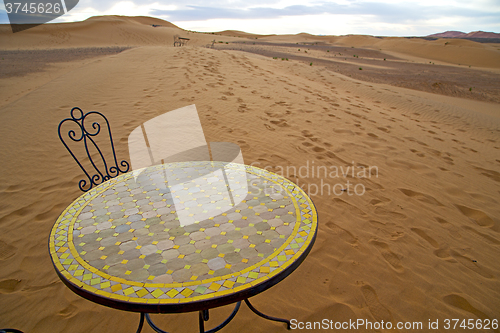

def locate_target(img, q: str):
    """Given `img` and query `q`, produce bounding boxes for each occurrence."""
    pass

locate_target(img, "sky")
[1,0,499,36]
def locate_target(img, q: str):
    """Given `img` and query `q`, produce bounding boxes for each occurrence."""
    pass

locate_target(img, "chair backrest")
[58,107,129,192]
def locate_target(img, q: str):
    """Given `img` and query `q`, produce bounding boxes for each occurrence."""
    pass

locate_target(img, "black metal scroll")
[58,107,129,192]
[135,299,290,333]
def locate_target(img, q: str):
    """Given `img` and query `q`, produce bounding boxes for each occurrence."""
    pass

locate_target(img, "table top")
[50,161,317,313]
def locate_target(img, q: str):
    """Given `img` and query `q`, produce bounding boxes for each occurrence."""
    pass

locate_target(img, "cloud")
[1,0,499,34]
[150,1,498,24]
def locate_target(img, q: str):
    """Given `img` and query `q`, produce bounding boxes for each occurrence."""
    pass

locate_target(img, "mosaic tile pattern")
[50,162,317,308]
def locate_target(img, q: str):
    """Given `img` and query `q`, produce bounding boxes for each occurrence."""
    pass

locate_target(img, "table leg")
[203,301,240,333]
[134,299,290,333]
[145,313,170,333]
[244,299,291,330]
[198,309,209,332]
[136,313,145,333]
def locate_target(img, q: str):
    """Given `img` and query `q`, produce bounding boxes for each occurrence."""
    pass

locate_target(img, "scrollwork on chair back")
[58,107,130,192]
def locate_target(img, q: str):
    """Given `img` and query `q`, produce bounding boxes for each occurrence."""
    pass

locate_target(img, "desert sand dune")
[0,15,211,49]
[216,30,275,39]
[0,16,499,333]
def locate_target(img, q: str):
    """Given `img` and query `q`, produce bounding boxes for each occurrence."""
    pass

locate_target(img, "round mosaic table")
[49,161,317,331]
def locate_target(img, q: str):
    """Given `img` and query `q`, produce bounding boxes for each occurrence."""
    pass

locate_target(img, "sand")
[0,16,499,333]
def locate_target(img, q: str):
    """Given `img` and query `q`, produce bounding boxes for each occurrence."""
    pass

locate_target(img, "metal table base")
[136,298,290,333]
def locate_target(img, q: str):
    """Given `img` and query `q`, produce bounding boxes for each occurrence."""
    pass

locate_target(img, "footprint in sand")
[237,103,248,113]
[0,278,23,293]
[332,198,368,217]
[264,124,275,131]
[435,217,462,239]
[449,249,495,279]
[443,294,497,327]
[473,166,500,183]
[3,184,25,193]
[269,119,290,127]
[373,206,406,220]
[424,147,442,156]
[410,149,425,157]
[254,154,292,171]
[411,228,440,248]
[360,285,394,323]
[236,140,250,150]
[399,188,444,206]
[333,129,354,136]
[462,225,500,245]
[0,240,17,260]
[454,205,496,229]
[442,156,454,165]
[59,304,78,318]
[362,178,385,192]
[311,146,325,153]
[324,220,358,246]
[368,195,391,206]
[301,129,314,138]
[369,240,404,272]
[404,137,428,147]
[433,247,452,259]
[34,203,68,222]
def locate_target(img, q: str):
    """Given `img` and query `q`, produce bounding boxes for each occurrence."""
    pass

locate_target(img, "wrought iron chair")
[58,107,129,192]
[173,35,181,47]
[173,35,190,47]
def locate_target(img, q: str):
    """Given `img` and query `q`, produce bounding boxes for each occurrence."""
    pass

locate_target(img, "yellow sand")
[1,16,499,332]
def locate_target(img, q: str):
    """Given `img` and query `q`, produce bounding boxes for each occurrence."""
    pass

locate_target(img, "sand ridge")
[0,16,499,333]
